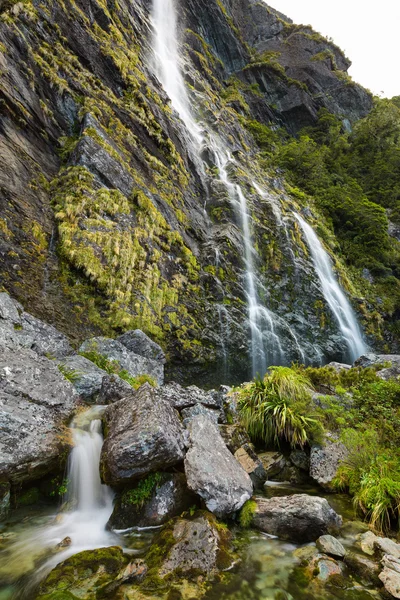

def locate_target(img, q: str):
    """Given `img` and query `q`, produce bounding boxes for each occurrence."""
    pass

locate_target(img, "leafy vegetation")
[122,473,163,509]
[239,364,400,532]
[238,366,320,448]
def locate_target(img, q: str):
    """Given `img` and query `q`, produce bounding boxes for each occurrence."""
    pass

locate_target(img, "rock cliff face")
[0,0,376,381]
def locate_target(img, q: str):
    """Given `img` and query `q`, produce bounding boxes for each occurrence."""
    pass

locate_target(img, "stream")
[0,408,381,600]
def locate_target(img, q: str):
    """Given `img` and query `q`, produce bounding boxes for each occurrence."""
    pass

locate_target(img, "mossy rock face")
[35,546,129,600]
[16,486,40,507]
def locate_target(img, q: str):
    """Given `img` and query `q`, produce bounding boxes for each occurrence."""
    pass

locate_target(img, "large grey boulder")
[354,353,400,381]
[101,384,185,486]
[181,403,221,425]
[0,344,79,485]
[107,473,197,530]
[0,292,72,359]
[252,494,342,542]
[57,355,108,401]
[117,330,166,363]
[79,337,164,385]
[184,415,253,517]
[310,434,348,489]
[158,382,224,410]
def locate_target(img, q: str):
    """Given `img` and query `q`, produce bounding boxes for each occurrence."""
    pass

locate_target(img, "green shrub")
[238,367,320,448]
[333,428,400,532]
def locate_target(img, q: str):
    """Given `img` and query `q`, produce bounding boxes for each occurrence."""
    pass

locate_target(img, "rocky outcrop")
[184,415,253,517]
[355,354,400,381]
[80,337,164,386]
[107,473,197,530]
[310,434,348,489]
[0,344,79,484]
[252,494,342,542]
[0,0,377,378]
[101,384,185,486]
[0,292,72,358]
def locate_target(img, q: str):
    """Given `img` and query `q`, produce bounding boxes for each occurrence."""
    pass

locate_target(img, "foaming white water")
[2,407,118,595]
[295,213,367,362]
[151,0,203,146]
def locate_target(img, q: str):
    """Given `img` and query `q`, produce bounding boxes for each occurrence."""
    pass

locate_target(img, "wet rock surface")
[0,344,79,485]
[184,415,253,517]
[101,383,185,486]
[34,546,130,599]
[252,494,342,542]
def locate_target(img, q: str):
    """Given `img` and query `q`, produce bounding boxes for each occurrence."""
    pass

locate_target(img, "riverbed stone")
[374,537,400,559]
[184,415,253,517]
[107,473,197,530]
[344,551,381,585]
[310,434,348,489]
[79,336,164,385]
[101,383,186,486]
[219,424,251,454]
[309,554,343,582]
[157,512,232,578]
[379,557,400,598]
[316,535,346,558]
[0,344,79,485]
[234,444,267,487]
[252,494,342,542]
[357,531,378,555]
[289,449,310,472]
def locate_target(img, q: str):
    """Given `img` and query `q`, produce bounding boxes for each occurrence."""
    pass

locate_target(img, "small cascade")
[295,213,367,362]
[3,407,118,597]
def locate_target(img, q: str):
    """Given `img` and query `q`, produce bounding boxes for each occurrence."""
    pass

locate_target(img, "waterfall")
[3,407,118,596]
[151,0,307,376]
[151,0,203,146]
[295,213,367,362]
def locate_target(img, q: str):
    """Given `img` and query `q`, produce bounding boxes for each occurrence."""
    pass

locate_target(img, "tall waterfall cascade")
[151,0,310,375]
[295,213,367,362]
[151,0,367,372]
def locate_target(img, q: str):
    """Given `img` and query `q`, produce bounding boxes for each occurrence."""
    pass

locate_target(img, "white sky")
[265,0,400,98]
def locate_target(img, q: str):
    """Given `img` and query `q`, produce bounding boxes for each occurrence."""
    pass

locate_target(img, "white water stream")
[295,213,367,362]
[1,407,118,597]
